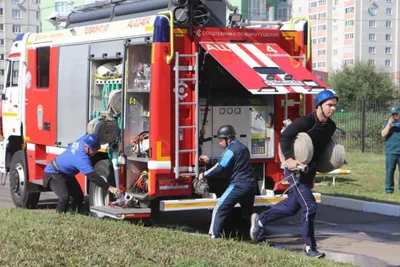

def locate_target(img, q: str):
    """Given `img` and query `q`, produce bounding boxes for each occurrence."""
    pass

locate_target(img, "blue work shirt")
[44,135,95,176]
[383,120,400,154]
[204,140,255,185]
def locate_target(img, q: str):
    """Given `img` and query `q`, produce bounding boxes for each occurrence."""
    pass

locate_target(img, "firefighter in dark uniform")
[43,134,122,213]
[381,105,400,194]
[250,90,338,258]
[198,125,257,239]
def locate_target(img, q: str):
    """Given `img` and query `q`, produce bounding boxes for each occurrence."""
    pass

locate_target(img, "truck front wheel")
[89,159,113,218]
[9,151,40,209]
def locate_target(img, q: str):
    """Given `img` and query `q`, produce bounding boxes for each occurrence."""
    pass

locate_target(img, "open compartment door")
[200,42,330,95]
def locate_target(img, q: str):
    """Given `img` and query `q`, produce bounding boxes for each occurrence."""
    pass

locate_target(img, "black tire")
[9,150,40,209]
[89,159,114,218]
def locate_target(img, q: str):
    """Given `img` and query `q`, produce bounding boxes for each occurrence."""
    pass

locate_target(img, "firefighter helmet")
[84,134,101,151]
[315,90,338,107]
[216,125,236,138]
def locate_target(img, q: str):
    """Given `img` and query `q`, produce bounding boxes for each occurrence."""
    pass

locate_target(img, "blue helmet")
[389,105,400,114]
[84,134,101,151]
[315,90,338,107]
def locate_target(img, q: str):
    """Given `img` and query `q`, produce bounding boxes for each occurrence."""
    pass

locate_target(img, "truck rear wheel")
[89,159,113,218]
[9,151,40,209]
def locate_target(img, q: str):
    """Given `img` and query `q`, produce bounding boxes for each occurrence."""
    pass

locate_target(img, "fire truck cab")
[0,0,326,219]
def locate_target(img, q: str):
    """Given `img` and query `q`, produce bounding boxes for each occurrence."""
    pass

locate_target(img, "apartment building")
[0,0,41,91]
[292,0,400,84]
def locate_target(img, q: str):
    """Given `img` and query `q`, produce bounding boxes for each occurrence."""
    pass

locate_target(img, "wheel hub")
[10,164,25,195]
[10,170,20,192]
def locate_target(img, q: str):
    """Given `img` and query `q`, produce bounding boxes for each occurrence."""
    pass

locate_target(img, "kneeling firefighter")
[198,125,257,238]
[43,134,122,213]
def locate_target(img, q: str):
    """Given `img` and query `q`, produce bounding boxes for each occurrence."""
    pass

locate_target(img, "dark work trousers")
[47,173,84,213]
[209,182,256,238]
[258,168,318,249]
[385,154,400,193]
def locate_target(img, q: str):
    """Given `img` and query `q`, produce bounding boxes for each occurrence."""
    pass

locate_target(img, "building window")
[368,8,377,16]
[369,20,376,28]
[333,50,338,56]
[318,49,326,56]
[369,33,376,41]
[317,62,325,68]
[386,34,392,41]
[318,37,326,43]
[317,24,326,31]
[344,46,354,53]
[386,8,392,16]
[12,0,21,3]
[0,54,4,60]
[36,0,40,4]
[12,9,21,19]
[369,47,376,54]
[385,60,392,67]
[0,24,3,31]
[345,20,355,27]
[36,47,50,88]
[385,47,392,54]
[0,69,4,76]
[368,59,375,66]
[0,9,3,16]
[387,0,393,2]
[12,25,21,33]
[344,59,354,65]
[309,2,317,8]
[386,21,392,28]
[0,39,4,46]
[345,33,354,39]
[345,7,354,14]
[36,26,40,33]
[36,11,40,20]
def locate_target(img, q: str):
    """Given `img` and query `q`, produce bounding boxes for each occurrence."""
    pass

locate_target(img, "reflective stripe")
[26,143,35,151]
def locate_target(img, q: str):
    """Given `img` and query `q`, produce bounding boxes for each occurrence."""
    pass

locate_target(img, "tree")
[328,60,395,102]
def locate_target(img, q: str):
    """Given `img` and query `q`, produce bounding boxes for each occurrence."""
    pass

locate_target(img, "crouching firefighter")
[43,134,123,213]
[198,125,257,238]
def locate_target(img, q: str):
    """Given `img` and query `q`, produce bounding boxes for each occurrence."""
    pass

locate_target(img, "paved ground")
[1,181,399,267]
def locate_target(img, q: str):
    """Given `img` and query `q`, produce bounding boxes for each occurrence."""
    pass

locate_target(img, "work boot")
[304,246,326,258]
[250,213,265,242]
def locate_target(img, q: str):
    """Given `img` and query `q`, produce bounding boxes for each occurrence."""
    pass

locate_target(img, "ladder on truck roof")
[174,52,199,179]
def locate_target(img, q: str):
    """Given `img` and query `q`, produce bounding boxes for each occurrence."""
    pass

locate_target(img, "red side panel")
[25,47,58,145]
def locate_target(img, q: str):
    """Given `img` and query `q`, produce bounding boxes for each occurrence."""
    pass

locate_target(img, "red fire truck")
[0,0,326,219]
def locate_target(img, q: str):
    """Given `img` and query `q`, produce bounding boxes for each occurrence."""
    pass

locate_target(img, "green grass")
[0,209,352,267]
[314,150,400,205]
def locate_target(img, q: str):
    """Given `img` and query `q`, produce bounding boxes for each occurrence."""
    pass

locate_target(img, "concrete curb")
[321,195,400,217]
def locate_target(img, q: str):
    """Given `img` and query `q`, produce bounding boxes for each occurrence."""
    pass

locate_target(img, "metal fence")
[333,100,396,153]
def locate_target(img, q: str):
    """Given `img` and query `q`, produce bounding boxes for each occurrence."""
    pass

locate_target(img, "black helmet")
[217,125,236,138]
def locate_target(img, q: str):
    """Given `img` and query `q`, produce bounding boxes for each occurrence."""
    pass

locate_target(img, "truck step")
[159,193,322,211]
[90,206,151,220]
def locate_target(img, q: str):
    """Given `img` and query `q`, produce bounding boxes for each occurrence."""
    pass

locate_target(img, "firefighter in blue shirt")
[198,125,257,239]
[43,134,122,213]
[381,105,400,194]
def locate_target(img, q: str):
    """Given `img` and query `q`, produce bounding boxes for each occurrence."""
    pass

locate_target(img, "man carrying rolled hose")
[250,90,338,258]
[381,105,400,194]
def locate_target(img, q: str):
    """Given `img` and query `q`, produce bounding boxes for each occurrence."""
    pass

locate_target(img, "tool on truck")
[0,0,333,219]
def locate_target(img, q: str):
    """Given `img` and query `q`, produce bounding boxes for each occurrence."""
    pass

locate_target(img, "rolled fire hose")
[278,133,346,172]
[107,89,122,117]
[316,138,346,173]
[278,132,314,165]
[87,117,120,145]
